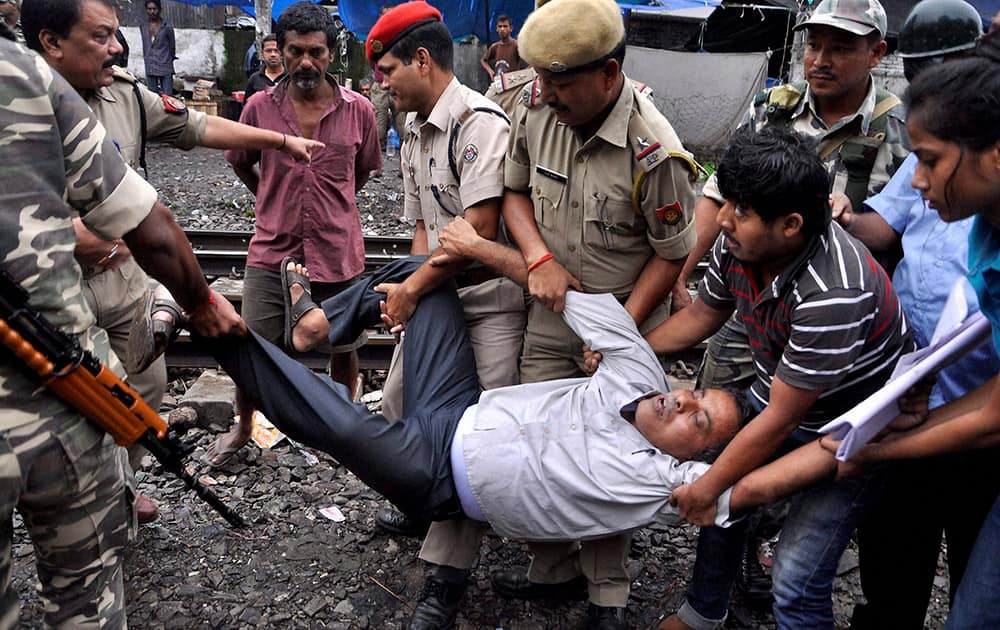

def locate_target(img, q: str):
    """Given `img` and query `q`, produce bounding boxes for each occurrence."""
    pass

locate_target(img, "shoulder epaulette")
[111,65,138,84]
[519,79,543,109]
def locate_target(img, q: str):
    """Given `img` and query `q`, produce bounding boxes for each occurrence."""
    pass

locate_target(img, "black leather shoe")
[490,569,588,601]
[408,576,465,630]
[585,604,628,630]
[375,507,430,537]
[737,540,773,606]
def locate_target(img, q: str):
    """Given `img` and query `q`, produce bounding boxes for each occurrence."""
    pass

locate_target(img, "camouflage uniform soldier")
[673,0,909,396]
[0,36,243,628]
[494,0,698,626]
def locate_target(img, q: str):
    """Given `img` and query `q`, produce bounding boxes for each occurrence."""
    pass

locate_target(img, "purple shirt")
[226,77,382,283]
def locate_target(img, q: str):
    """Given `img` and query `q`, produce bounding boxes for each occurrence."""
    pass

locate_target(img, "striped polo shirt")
[699,222,912,431]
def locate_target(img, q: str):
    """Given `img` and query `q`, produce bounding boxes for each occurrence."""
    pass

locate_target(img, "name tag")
[535,165,567,184]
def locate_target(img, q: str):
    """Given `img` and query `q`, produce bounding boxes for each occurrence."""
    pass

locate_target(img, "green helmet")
[898,0,983,58]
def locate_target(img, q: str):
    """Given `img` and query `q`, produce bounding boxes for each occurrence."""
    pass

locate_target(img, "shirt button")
[568,244,576,252]
[429,224,436,231]
[534,187,541,195]
[422,145,429,153]
[570,424,576,430]
[424,185,430,191]
[576,156,584,164]
[571,201,579,208]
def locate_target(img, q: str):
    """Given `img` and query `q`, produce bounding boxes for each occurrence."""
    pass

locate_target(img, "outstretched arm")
[728,440,837,514]
[202,116,324,163]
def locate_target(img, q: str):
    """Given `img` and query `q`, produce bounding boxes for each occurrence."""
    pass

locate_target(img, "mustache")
[808,71,836,80]
[102,57,116,69]
[293,68,320,79]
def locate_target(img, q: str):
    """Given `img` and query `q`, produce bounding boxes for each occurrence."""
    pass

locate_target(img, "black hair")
[22,0,117,52]
[145,0,161,9]
[496,14,511,25]
[261,33,278,45]
[717,126,831,238]
[906,30,1000,153]
[387,20,453,72]
[276,1,338,50]
[687,388,753,464]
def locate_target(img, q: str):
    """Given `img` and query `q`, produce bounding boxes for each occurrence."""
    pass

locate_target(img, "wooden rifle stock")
[0,267,245,527]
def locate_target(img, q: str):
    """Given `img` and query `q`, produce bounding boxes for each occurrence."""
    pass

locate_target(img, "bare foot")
[205,420,253,467]
[286,260,330,352]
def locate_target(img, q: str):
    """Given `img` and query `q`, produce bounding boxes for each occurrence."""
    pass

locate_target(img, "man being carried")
[197,254,856,627]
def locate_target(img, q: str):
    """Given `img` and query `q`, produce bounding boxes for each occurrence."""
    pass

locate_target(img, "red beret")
[366,1,443,63]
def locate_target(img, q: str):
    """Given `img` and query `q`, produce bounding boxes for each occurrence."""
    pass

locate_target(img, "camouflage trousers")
[697,312,757,392]
[0,414,130,629]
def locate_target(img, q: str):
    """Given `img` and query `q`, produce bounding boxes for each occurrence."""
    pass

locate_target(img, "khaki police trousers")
[82,257,167,472]
[519,297,670,606]
[382,277,526,570]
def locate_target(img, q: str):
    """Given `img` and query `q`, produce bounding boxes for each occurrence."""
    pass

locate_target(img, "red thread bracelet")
[527,253,555,273]
[187,290,216,319]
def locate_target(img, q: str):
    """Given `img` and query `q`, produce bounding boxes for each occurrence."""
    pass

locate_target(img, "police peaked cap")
[519,0,626,74]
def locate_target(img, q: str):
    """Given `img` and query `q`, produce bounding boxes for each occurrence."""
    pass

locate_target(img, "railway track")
[171,229,707,371]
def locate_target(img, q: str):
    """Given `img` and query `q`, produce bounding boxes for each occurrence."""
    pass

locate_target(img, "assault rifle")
[0,266,245,527]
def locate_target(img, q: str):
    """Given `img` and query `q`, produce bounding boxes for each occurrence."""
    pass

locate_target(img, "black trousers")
[852,450,1000,629]
[202,257,482,520]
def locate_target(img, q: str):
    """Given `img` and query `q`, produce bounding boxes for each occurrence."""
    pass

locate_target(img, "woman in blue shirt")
[830,30,1000,628]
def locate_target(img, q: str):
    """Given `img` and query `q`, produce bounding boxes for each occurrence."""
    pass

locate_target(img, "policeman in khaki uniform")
[363,3,526,628]
[23,0,321,522]
[492,0,698,626]
[0,34,243,628]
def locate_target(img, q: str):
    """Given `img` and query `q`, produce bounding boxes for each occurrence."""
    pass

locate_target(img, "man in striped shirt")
[643,127,911,630]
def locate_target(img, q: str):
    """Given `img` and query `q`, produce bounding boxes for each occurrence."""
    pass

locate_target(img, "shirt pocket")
[584,193,646,251]
[530,173,565,226]
[429,165,462,219]
[311,142,354,182]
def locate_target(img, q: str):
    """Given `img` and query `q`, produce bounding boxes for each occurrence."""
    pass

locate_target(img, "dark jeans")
[203,257,482,520]
[682,396,885,630]
[853,450,1000,629]
[946,492,1000,629]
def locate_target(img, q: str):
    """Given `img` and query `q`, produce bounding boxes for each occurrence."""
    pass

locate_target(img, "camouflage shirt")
[0,40,157,430]
[702,77,909,209]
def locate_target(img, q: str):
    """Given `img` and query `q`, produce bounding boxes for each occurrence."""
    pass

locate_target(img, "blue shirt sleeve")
[866,152,920,234]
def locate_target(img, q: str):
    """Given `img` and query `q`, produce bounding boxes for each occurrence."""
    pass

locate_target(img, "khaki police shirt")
[402,77,509,252]
[701,77,909,204]
[505,76,697,297]
[86,67,207,169]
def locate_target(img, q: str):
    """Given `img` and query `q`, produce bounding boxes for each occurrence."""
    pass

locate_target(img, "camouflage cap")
[519,0,625,74]
[794,0,888,38]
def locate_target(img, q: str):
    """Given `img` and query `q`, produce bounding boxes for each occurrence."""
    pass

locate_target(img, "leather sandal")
[127,288,183,374]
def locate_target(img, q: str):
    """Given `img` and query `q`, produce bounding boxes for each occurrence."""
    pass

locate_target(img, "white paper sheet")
[819,282,993,461]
